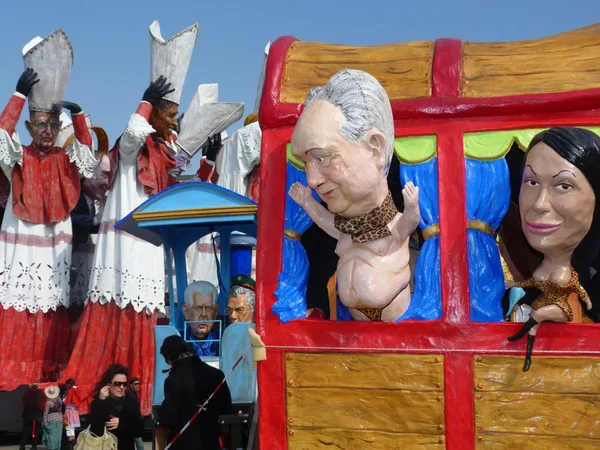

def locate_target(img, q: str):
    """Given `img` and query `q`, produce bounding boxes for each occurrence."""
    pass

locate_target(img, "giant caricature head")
[182,280,219,339]
[520,127,600,267]
[150,99,179,141]
[227,275,256,324]
[26,110,61,152]
[291,69,394,218]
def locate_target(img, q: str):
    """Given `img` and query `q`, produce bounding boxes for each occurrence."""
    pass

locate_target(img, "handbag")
[74,425,118,450]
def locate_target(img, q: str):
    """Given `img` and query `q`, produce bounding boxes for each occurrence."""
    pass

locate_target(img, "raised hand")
[142,75,175,106]
[402,182,419,210]
[99,386,109,400]
[289,182,314,207]
[16,68,39,97]
[52,101,82,115]
[205,133,222,162]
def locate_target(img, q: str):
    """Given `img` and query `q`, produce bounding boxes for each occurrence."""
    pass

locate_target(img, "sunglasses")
[111,381,128,388]
[32,120,60,132]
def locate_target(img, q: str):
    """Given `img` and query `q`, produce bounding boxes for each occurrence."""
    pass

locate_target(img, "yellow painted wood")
[287,387,444,434]
[477,433,600,450]
[475,391,600,439]
[285,352,444,391]
[473,355,600,395]
[280,40,433,103]
[462,23,600,97]
[288,429,444,450]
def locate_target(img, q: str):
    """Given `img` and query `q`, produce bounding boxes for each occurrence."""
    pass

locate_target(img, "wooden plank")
[462,24,600,97]
[474,355,600,395]
[281,40,433,103]
[287,387,444,434]
[474,391,600,439]
[288,429,444,450]
[285,352,444,391]
[477,432,600,450]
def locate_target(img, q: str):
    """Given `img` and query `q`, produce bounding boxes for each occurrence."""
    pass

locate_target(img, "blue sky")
[1,0,598,172]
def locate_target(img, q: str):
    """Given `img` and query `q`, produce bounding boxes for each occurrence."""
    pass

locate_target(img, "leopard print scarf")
[334,192,398,244]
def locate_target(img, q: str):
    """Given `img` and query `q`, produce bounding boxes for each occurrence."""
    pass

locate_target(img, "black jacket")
[90,393,143,450]
[159,356,232,450]
[71,193,99,247]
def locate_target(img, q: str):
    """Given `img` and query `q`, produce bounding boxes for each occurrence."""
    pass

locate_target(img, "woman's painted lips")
[525,221,561,234]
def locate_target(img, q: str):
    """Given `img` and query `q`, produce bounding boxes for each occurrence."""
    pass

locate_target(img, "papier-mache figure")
[227,274,256,324]
[289,69,420,322]
[507,127,600,371]
[183,281,220,357]
[64,21,198,415]
[0,30,99,388]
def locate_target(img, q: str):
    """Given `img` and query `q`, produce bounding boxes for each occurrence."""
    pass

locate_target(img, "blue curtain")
[466,158,510,322]
[396,158,442,321]
[273,162,320,323]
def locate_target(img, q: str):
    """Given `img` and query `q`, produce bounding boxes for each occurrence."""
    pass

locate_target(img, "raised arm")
[288,182,341,240]
[119,76,174,158]
[394,182,421,241]
[0,69,38,136]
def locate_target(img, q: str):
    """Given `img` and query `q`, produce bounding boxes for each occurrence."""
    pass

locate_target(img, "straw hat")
[44,385,60,399]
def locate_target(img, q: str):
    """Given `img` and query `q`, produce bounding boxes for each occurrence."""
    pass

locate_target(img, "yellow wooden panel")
[285,352,444,391]
[477,433,600,450]
[280,40,433,103]
[287,387,444,434]
[288,429,444,450]
[475,391,600,439]
[463,23,600,97]
[474,355,600,395]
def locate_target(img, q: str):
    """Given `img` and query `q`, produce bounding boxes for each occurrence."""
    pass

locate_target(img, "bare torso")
[336,213,412,321]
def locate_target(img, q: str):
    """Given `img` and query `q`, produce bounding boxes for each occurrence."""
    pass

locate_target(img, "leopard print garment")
[514,268,590,322]
[334,192,398,244]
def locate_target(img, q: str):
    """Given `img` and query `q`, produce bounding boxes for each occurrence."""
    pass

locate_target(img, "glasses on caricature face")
[31,120,60,133]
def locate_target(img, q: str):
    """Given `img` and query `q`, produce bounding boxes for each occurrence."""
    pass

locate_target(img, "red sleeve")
[135,102,152,121]
[71,112,93,147]
[0,93,26,136]
[196,158,215,182]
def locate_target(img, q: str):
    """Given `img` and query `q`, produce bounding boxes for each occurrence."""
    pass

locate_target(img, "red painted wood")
[258,36,300,131]
[257,349,287,449]
[432,39,463,98]
[437,129,469,324]
[445,353,475,450]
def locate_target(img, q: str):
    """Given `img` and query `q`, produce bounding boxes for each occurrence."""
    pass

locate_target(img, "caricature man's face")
[227,294,254,323]
[182,292,218,339]
[291,99,385,218]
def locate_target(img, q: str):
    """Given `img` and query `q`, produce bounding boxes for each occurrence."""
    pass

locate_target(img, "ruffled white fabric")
[0,193,73,313]
[0,129,23,178]
[65,139,99,179]
[87,114,166,314]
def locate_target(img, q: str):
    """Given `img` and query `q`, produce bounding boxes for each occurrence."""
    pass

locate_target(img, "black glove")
[16,68,39,97]
[204,133,222,162]
[174,113,184,135]
[142,75,175,106]
[52,101,82,115]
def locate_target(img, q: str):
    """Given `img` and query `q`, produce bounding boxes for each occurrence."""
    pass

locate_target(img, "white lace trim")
[87,265,166,315]
[0,129,23,176]
[65,139,98,179]
[120,114,155,155]
[0,256,72,313]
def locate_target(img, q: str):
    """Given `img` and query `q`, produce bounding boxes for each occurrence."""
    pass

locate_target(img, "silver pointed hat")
[176,84,244,157]
[150,20,198,105]
[22,29,73,113]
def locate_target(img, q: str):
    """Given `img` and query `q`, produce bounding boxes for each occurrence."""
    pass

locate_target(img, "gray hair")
[229,285,255,311]
[184,281,218,306]
[305,69,395,173]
